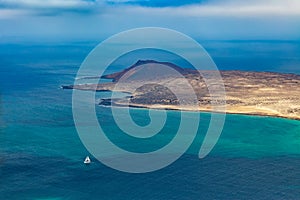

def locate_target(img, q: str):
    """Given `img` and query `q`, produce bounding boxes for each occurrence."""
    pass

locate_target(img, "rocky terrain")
[63,60,300,120]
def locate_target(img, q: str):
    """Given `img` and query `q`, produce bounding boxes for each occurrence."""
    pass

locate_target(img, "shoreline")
[65,60,300,121]
[98,101,300,121]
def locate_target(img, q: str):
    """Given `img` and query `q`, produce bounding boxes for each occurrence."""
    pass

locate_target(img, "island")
[63,60,300,120]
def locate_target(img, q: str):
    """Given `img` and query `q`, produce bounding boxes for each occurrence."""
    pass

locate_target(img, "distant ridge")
[101,60,192,82]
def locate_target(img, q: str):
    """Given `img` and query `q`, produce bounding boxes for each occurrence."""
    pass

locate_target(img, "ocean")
[0,41,299,199]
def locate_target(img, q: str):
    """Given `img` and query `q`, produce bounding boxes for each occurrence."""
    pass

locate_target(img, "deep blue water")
[0,41,300,199]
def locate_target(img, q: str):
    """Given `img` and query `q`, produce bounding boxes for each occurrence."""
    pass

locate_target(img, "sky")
[0,0,300,42]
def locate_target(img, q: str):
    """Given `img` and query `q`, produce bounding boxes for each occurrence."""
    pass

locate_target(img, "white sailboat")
[84,156,91,164]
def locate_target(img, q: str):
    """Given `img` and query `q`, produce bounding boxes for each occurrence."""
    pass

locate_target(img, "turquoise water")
[1,43,300,199]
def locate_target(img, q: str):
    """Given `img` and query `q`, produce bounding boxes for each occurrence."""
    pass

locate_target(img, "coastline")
[98,101,300,121]
[65,60,300,121]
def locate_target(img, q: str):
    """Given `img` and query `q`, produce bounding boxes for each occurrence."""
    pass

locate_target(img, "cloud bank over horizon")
[0,0,300,42]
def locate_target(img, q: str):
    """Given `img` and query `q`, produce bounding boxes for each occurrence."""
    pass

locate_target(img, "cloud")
[0,0,102,17]
[0,0,299,41]
[0,8,30,19]
[124,0,300,17]
[1,0,300,18]
[105,0,205,7]
[104,0,300,17]
[0,0,94,9]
